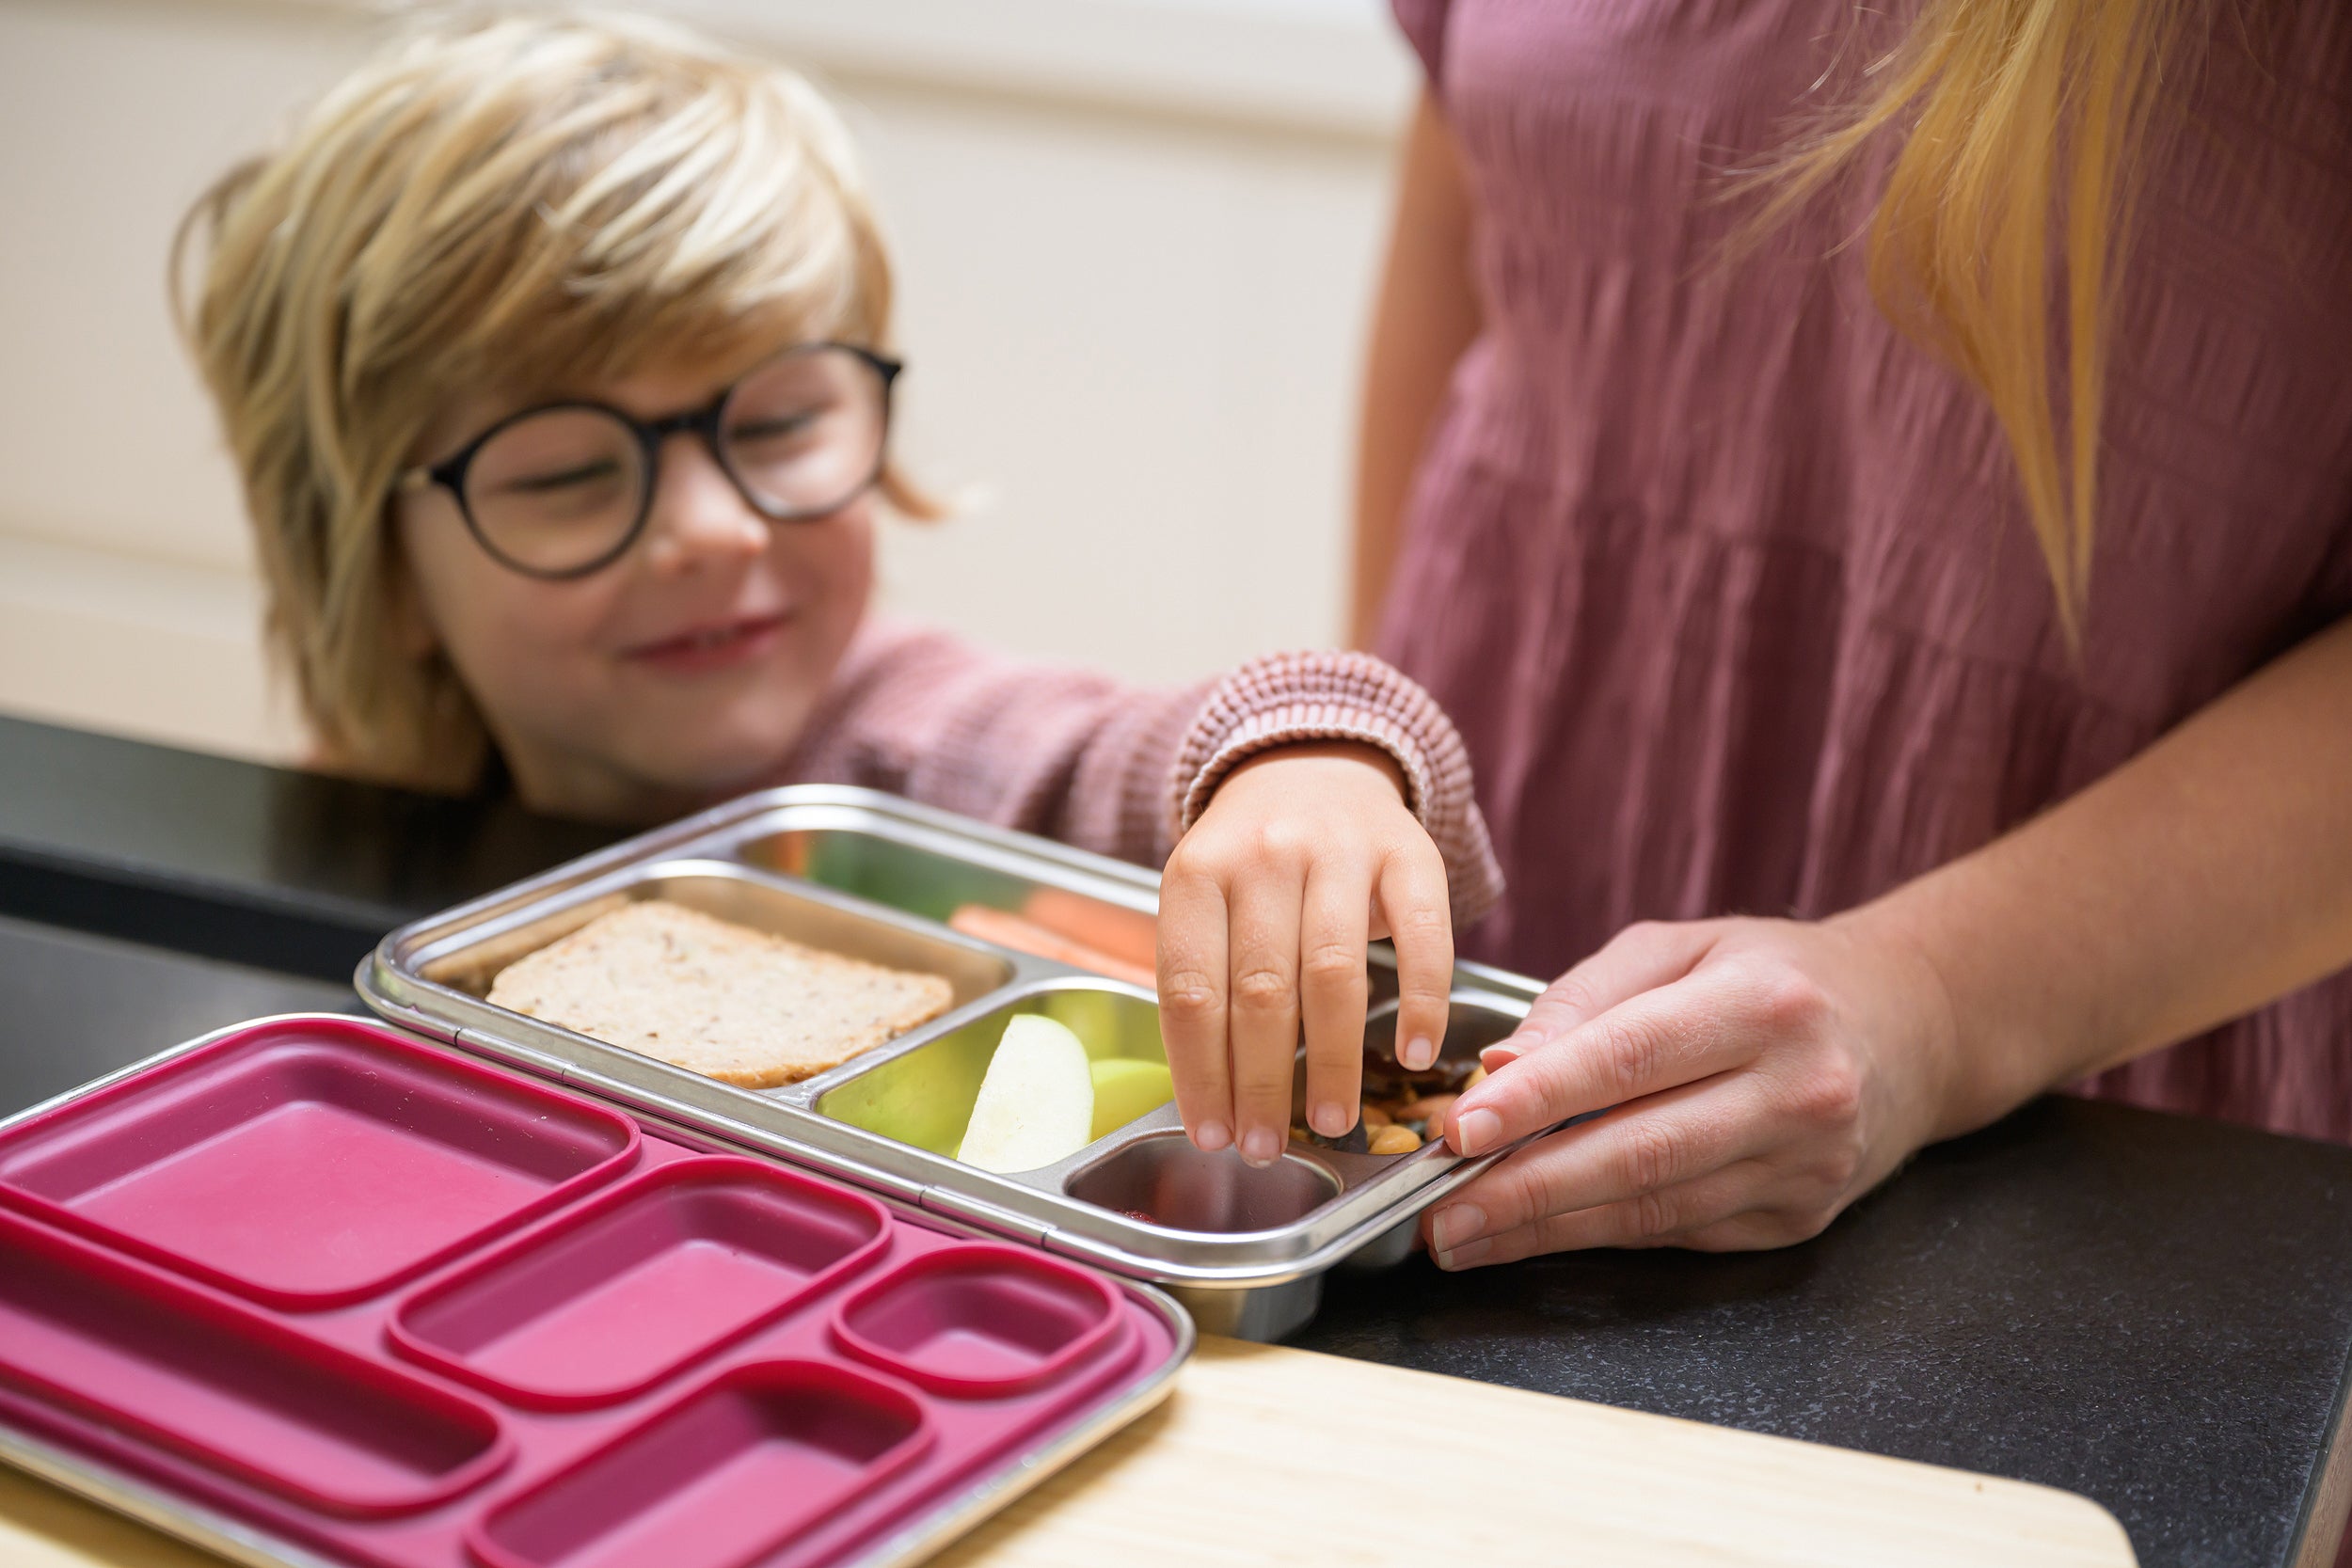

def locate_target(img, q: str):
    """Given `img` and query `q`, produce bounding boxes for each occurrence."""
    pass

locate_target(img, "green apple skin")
[1089,1057,1175,1140]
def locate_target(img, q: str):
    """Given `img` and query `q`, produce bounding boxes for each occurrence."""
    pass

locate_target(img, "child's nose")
[641,437,768,573]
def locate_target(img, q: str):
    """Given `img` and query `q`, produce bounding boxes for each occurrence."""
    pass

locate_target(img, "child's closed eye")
[495,457,628,497]
[724,410,823,451]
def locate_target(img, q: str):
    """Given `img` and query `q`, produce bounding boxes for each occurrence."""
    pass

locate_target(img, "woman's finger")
[1445,972,1764,1157]
[1298,860,1374,1137]
[1429,1158,1780,1267]
[1226,863,1308,1167]
[1424,1073,1767,1252]
[1485,919,1725,1071]
[1155,857,1234,1153]
[1376,839,1454,1072]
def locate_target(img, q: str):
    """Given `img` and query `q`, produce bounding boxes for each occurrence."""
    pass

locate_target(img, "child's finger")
[1226,870,1307,1168]
[1156,863,1234,1153]
[1298,862,1374,1139]
[1376,843,1454,1078]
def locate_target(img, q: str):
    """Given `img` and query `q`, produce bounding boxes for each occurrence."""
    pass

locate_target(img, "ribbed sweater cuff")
[1170,650,1504,927]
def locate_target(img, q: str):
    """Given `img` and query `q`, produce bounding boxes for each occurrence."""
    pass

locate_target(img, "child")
[175,10,1501,1169]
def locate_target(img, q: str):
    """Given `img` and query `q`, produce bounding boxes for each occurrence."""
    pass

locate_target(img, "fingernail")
[1430,1202,1486,1251]
[1483,1035,1530,1069]
[1400,1035,1438,1071]
[1195,1119,1232,1153]
[1240,1127,1282,1166]
[1433,1237,1492,1271]
[1309,1101,1351,1138]
[1454,1107,1502,1156]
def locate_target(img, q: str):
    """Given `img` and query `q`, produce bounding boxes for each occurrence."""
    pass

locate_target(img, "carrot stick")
[947,905,1158,990]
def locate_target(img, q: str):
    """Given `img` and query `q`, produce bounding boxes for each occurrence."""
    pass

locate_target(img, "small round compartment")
[1063,1132,1339,1233]
[831,1243,1121,1397]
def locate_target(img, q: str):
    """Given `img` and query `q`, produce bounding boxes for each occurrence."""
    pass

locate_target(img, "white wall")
[0,0,1411,764]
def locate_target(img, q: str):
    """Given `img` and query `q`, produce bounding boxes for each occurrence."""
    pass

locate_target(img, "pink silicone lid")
[0,1017,1185,1568]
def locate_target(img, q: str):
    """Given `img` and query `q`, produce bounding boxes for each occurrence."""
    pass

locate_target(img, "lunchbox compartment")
[832,1243,1122,1397]
[1321,991,1532,1157]
[391,1157,891,1409]
[811,985,1166,1158]
[1362,992,1527,1075]
[469,1360,930,1568]
[416,861,1012,1010]
[746,822,1152,940]
[0,1208,509,1518]
[1062,1133,1341,1234]
[0,1018,639,1308]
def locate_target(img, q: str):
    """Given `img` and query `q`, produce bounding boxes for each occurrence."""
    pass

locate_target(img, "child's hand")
[1156,741,1454,1166]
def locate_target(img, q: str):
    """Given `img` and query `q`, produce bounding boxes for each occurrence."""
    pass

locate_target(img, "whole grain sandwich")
[487,899,955,1086]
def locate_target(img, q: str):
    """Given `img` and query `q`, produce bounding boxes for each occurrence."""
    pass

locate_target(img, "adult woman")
[1360,1,2352,1269]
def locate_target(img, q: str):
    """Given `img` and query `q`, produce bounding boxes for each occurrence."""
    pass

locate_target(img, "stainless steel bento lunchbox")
[360,786,1540,1341]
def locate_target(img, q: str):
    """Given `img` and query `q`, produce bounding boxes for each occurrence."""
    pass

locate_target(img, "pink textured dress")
[772,620,1502,925]
[1381,1,2352,1140]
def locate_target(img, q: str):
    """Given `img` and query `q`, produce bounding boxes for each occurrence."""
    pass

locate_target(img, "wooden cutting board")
[0,1337,2136,1568]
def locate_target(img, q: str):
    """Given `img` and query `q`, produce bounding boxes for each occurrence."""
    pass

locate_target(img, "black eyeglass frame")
[393,341,903,581]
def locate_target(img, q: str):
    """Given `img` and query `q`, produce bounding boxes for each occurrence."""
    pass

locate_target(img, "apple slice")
[957,1014,1097,1173]
[1089,1057,1174,1139]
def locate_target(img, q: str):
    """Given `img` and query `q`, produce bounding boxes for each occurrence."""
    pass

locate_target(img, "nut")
[1289,1125,1312,1145]
[1465,1064,1488,1088]
[1368,1123,1422,1157]
[1396,1093,1458,1125]
[1359,1102,1393,1129]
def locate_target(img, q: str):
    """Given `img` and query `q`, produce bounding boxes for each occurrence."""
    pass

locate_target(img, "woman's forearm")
[1851,616,2352,1139]
[1351,90,1481,649]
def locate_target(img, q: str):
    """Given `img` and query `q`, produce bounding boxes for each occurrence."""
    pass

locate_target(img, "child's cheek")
[456,570,627,734]
[781,507,875,670]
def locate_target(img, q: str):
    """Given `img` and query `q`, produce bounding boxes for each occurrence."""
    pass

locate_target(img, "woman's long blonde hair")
[1758,0,2196,642]
[176,11,919,791]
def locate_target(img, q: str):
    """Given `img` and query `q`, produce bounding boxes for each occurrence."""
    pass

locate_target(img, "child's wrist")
[1224,739,1408,801]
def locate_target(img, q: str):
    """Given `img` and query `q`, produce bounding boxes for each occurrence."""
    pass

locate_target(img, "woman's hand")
[1422,912,1960,1265]
[1158,741,1454,1168]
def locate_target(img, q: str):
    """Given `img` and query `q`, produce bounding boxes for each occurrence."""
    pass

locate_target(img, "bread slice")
[486,898,955,1086]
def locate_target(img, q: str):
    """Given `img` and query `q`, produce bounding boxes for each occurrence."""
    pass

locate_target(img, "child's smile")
[619,610,795,676]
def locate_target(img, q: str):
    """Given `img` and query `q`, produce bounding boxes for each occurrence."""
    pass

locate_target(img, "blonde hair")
[1755,0,2195,643]
[176,10,920,790]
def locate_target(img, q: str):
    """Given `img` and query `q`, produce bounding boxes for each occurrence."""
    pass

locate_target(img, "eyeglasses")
[395,342,900,579]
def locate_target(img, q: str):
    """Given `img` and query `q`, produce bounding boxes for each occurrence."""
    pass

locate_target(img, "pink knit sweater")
[773,620,1504,927]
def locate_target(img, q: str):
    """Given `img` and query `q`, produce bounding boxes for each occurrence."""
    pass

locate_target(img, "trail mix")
[1291,1046,1489,1156]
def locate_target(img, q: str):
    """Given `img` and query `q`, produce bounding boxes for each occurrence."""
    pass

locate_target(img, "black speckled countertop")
[0,714,612,978]
[3,714,2349,1567]
[1298,1097,2352,1567]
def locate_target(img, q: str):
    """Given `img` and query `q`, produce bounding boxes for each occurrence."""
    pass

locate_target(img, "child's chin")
[628,723,807,801]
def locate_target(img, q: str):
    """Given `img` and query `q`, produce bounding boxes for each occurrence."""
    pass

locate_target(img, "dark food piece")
[1307,1120,1371,1156]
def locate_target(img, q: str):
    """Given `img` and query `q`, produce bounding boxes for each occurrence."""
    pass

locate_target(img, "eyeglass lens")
[459,345,888,576]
